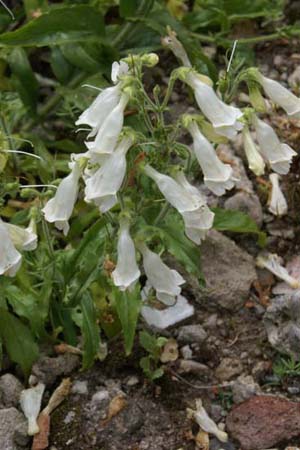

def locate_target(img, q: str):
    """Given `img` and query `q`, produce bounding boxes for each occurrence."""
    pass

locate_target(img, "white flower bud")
[84,136,132,212]
[20,383,45,436]
[85,93,129,155]
[268,173,288,216]
[242,127,265,176]
[254,116,296,175]
[259,74,300,118]
[256,253,300,288]
[0,218,22,277]
[186,73,243,139]
[112,219,140,291]
[139,243,185,305]
[188,122,236,195]
[42,159,81,236]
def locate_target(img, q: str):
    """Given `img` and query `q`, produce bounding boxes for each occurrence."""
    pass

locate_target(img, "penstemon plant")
[0,29,299,372]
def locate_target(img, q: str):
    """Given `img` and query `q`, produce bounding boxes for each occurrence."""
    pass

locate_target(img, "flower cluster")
[2,33,299,332]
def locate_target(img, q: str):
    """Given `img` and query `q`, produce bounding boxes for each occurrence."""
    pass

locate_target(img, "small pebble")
[180,345,193,360]
[287,386,300,395]
[126,376,139,386]
[71,380,88,395]
[91,390,109,404]
[64,411,76,424]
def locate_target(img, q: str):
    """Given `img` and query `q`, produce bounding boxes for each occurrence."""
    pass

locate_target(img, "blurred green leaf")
[8,48,38,114]
[0,309,39,376]
[50,46,74,84]
[114,285,141,355]
[80,293,100,370]
[120,0,138,18]
[212,207,266,245]
[0,5,105,47]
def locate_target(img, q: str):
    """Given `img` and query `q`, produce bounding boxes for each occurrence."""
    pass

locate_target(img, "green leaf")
[8,48,39,114]
[160,217,203,281]
[50,46,74,84]
[114,285,141,355]
[119,0,138,18]
[0,5,105,47]
[5,285,48,337]
[63,218,107,307]
[0,309,38,376]
[61,43,103,73]
[212,207,266,246]
[80,293,100,370]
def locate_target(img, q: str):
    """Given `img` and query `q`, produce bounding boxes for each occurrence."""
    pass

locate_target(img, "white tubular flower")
[6,221,37,251]
[141,294,194,329]
[254,117,297,175]
[42,159,81,236]
[256,253,300,289]
[188,122,236,196]
[268,173,288,216]
[85,93,129,155]
[112,219,140,291]
[0,219,22,277]
[175,172,215,244]
[144,165,202,213]
[140,243,185,306]
[20,383,45,436]
[242,127,265,176]
[187,399,228,443]
[75,85,121,138]
[76,60,129,138]
[84,136,132,212]
[186,73,243,138]
[258,74,300,117]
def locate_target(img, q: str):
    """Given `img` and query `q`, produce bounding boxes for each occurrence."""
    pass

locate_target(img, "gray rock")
[0,374,24,408]
[288,66,300,87]
[31,353,80,386]
[199,230,257,311]
[177,324,207,344]
[215,357,243,381]
[178,359,209,375]
[224,192,263,226]
[232,375,261,404]
[263,292,300,360]
[0,407,28,450]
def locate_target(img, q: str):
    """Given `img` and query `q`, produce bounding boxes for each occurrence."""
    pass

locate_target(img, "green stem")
[153,202,170,226]
[191,27,300,47]
[0,114,18,170]
[112,0,155,48]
